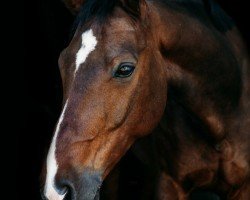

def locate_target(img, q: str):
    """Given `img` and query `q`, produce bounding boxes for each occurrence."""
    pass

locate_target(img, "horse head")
[42,1,168,199]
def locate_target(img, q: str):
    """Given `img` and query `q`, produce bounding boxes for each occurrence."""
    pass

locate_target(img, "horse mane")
[72,0,234,33]
[68,0,119,38]
[73,0,119,28]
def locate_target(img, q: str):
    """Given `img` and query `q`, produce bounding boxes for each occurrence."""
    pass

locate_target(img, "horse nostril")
[62,185,73,200]
[57,185,68,196]
[57,181,75,200]
[40,185,69,200]
[53,185,69,200]
[64,189,73,200]
[41,180,75,200]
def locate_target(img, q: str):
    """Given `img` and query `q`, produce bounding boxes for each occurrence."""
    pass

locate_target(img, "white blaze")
[44,29,98,200]
[44,100,68,200]
[75,29,98,75]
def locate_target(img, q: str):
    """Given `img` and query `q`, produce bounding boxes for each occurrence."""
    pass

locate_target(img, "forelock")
[74,0,119,28]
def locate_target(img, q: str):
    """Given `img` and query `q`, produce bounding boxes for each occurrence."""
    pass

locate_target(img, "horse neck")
[151,1,250,142]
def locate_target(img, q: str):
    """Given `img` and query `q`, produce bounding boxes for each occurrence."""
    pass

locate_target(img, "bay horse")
[42,0,250,199]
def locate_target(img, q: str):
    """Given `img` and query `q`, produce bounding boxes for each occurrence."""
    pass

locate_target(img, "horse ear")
[120,0,147,18]
[63,0,85,14]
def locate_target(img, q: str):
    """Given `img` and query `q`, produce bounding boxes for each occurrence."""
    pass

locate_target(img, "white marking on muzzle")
[75,29,98,75]
[44,100,68,200]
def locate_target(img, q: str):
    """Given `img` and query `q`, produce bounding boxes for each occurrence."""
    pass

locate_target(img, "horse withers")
[41,0,250,199]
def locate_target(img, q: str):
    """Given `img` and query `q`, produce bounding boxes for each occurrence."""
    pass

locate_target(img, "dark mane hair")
[71,0,234,34]
[74,0,119,28]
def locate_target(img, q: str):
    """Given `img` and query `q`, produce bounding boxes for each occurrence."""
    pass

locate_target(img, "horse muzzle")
[43,169,103,200]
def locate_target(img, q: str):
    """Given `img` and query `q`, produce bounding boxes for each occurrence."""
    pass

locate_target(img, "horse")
[41,0,250,199]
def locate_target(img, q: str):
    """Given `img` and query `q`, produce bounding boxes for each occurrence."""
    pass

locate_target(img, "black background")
[17,1,249,200]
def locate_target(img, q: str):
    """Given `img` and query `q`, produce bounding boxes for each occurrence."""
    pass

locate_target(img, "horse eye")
[114,63,135,78]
